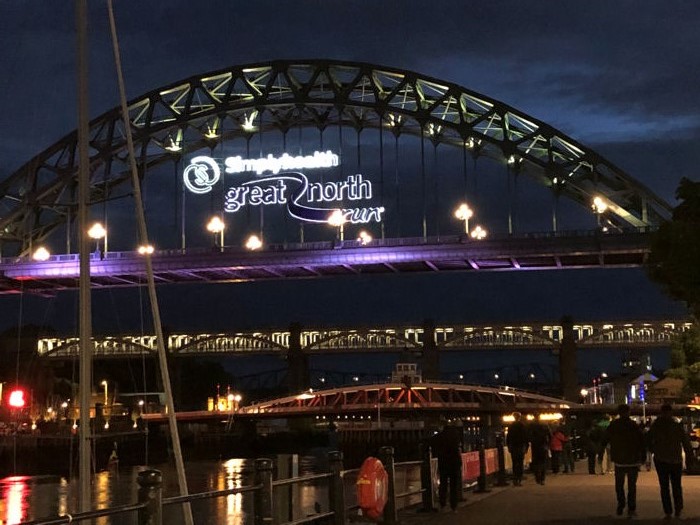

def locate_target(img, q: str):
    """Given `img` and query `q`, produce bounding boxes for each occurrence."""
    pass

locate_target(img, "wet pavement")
[402,463,700,524]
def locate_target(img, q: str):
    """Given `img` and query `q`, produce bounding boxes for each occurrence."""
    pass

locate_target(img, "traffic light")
[8,389,26,408]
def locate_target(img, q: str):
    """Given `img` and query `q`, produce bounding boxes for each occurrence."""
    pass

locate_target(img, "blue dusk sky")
[0,2,696,378]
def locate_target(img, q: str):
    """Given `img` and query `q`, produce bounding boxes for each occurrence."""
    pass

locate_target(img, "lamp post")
[206,216,225,251]
[32,246,51,261]
[88,222,107,258]
[100,380,108,406]
[454,203,473,234]
[580,388,589,404]
[591,196,608,228]
[328,209,347,241]
[470,225,488,240]
[357,230,372,245]
[245,234,262,250]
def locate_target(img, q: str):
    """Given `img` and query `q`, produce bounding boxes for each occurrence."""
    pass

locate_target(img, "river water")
[0,455,331,525]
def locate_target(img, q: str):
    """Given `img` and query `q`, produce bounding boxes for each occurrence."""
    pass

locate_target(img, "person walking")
[601,404,646,518]
[506,412,529,486]
[648,403,694,519]
[430,422,463,512]
[549,425,568,474]
[529,420,551,485]
[584,421,603,474]
[562,426,575,473]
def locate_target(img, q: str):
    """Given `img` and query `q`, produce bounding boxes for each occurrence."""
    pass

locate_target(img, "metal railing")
[18,442,512,525]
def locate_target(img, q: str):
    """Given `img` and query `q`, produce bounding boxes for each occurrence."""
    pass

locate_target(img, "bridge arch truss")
[0,60,671,256]
[237,382,573,418]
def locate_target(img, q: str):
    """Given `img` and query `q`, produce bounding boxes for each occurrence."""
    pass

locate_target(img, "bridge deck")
[405,464,700,524]
[0,231,651,295]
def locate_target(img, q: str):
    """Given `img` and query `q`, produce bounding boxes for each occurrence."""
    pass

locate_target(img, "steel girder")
[0,59,673,255]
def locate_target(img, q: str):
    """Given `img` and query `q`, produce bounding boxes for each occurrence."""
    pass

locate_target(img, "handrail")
[0,227,656,265]
[271,472,332,487]
[18,502,146,525]
[284,511,335,525]
[163,483,261,506]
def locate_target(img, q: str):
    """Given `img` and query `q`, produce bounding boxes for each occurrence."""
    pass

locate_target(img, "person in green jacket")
[648,404,694,519]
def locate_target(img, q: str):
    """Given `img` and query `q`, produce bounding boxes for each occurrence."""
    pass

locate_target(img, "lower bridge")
[36,318,692,359]
[140,382,574,425]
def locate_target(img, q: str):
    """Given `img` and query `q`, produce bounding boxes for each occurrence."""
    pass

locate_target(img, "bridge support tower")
[420,319,440,381]
[287,323,310,394]
[559,316,579,402]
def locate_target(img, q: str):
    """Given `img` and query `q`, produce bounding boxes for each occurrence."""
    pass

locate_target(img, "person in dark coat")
[506,412,529,486]
[601,404,646,518]
[584,420,605,474]
[430,423,463,512]
[648,403,694,519]
[529,420,551,485]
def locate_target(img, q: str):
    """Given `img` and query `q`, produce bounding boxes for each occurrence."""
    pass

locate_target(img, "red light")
[8,390,25,408]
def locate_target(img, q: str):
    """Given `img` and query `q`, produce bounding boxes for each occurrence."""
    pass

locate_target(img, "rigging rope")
[106,3,193,524]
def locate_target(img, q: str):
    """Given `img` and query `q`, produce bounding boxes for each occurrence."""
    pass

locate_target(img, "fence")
[18,440,511,525]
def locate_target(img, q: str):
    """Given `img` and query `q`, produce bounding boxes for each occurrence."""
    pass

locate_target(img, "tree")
[648,177,700,396]
[663,324,700,398]
[648,177,700,316]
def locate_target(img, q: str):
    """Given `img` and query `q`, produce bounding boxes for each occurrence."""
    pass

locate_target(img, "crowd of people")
[506,403,695,519]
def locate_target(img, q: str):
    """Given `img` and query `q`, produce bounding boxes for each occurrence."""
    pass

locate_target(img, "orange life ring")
[356,456,389,520]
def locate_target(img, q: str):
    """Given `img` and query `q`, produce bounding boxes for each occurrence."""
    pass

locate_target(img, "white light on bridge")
[245,234,263,250]
[357,231,372,245]
[138,244,154,255]
[206,216,225,234]
[32,246,51,261]
[470,225,487,240]
[592,196,608,214]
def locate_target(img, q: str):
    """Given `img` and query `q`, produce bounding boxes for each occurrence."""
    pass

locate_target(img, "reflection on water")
[4,478,26,525]
[0,456,322,525]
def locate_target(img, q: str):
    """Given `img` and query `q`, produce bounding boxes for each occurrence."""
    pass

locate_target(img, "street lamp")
[32,246,51,261]
[357,231,372,245]
[328,209,347,241]
[245,234,263,250]
[206,216,225,251]
[591,196,608,228]
[580,388,589,403]
[88,222,107,257]
[470,225,487,240]
[100,380,108,406]
[454,203,473,234]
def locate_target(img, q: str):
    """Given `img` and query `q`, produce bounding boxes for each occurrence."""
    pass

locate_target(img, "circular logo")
[183,156,221,194]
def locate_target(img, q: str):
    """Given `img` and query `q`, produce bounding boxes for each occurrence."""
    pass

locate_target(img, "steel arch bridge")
[0,59,671,258]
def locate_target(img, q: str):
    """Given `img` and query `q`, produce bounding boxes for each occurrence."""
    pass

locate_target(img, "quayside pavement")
[402,465,700,524]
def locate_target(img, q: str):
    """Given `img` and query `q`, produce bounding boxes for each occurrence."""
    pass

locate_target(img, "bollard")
[328,451,346,525]
[379,446,398,525]
[254,458,274,525]
[137,469,163,525]
[474,438,491,494]
[419,444,437,512]
[494,433,508,487]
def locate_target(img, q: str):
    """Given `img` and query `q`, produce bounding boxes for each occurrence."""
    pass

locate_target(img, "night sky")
[0,2,697,379]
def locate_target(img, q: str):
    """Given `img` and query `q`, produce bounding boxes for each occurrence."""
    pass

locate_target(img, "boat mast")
[75,0,92,513]
[106,2,194,524]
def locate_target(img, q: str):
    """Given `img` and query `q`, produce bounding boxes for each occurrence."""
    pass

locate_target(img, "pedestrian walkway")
[403,465,700,524]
